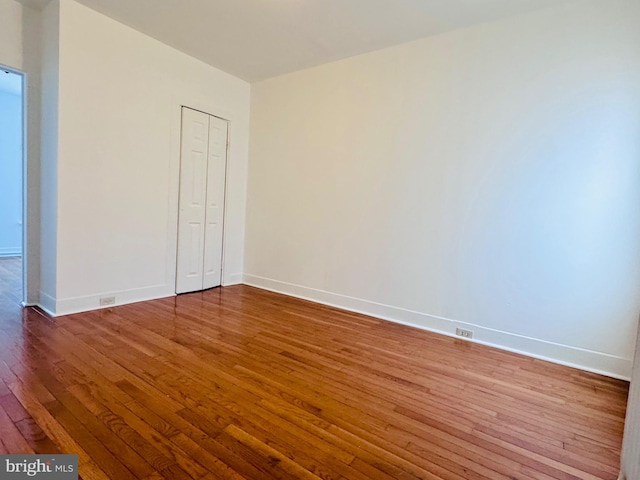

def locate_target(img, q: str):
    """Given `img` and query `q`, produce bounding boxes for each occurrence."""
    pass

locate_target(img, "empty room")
[1,0,640,478]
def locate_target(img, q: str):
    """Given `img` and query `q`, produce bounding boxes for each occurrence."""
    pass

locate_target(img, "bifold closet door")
[176,107,228,294]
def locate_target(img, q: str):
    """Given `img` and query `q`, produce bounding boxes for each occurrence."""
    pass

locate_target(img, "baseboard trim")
[0,248,21,257]
[42,285,176,317]
[38,291,57,316]
[243,274,632,380]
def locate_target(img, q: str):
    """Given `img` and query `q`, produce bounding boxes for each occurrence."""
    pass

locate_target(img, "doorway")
[0,68,24,307]
[176,107,229,294]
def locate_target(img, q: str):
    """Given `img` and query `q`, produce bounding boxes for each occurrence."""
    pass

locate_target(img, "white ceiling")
[17,0,570,82]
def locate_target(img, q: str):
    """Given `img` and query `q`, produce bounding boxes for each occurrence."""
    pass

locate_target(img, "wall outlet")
[456,328,473,339]
[99,296,116,306]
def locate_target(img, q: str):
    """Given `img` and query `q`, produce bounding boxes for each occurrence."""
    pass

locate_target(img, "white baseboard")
[36,278,244,317]
[40,285,176,317]
[243,274,632,380]
[38,291,57,316]
[0,248,21,257]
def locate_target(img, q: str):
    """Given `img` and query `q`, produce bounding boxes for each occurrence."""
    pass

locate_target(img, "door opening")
[175,107,229,294]
[0,68,25,307]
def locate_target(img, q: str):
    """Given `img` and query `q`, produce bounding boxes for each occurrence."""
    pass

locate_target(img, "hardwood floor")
[0,256,22,311]
[0,267,628,479]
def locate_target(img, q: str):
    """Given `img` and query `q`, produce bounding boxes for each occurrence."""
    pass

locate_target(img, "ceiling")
[17,0,570,82]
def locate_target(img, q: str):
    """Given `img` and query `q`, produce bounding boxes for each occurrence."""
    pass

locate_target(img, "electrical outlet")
[456,328,473,339]
[99,296,116,306]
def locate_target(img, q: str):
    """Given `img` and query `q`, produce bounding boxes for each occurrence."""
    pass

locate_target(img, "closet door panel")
[203,115,228,289]
[176,108,210,294]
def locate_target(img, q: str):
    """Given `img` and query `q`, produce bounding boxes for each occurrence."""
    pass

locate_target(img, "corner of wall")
[22,1,43,305]
[38,0,60,308]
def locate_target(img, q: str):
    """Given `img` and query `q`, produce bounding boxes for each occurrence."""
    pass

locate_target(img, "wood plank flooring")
[0,261,628,479]
[0,256,22,308]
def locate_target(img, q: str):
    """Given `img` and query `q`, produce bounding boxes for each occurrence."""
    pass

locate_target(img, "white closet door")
[176,108,210,294]
[176,108,228,294]
[202,115,228,289]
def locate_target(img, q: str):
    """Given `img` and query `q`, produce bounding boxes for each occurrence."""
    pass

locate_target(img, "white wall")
[0,87,23,256]
[246,0,640,379]
[23,2,42,305]
[0,0,22,70]
[620,325,640,479]
[0,0,42,304]
[39,0,59,311]
[41,0,250,315]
